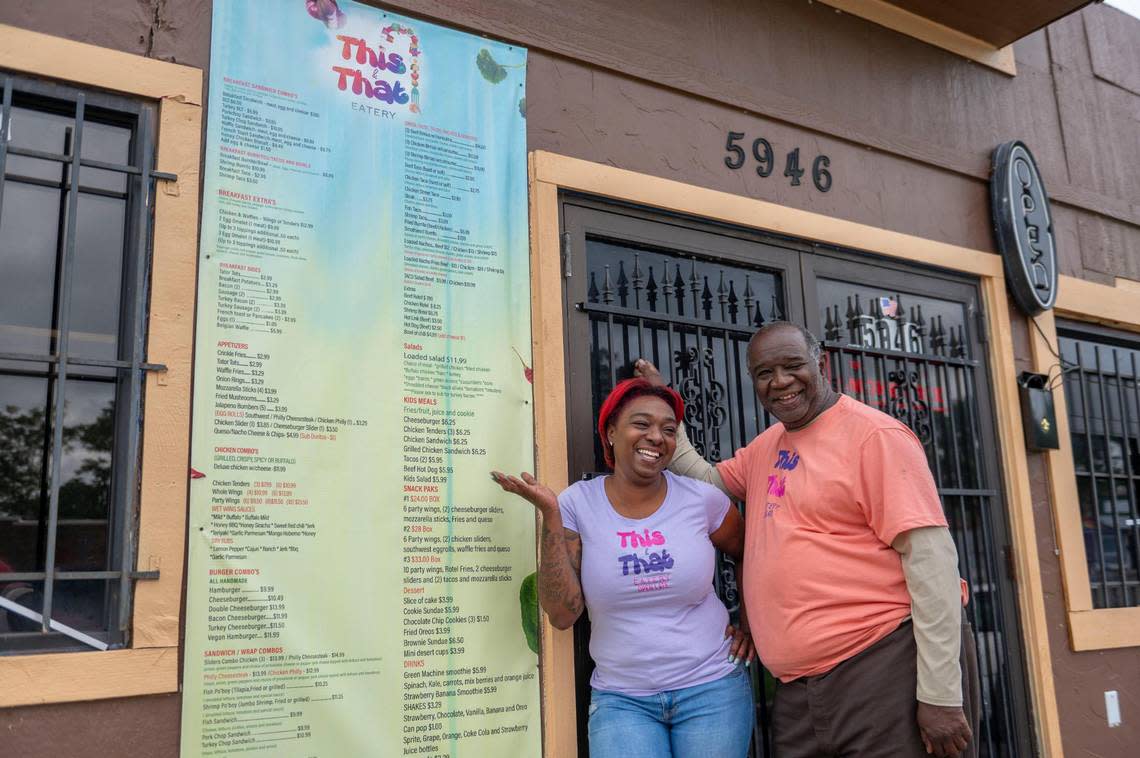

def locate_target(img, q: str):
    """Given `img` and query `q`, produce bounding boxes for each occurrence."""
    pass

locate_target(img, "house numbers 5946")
[724,131,832,192]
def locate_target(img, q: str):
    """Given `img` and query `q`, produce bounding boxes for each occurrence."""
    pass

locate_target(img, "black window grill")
[0,73,170,654]
[1058,323,1140,609]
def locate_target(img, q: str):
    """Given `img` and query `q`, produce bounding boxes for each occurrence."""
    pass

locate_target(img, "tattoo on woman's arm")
[537,521,584,620]
[565,529,582,573]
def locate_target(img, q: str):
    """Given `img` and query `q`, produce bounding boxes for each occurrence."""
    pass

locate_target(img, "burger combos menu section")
[182,3,538,756]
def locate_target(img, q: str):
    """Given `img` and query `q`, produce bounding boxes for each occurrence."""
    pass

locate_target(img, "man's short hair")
[749,320,823,363]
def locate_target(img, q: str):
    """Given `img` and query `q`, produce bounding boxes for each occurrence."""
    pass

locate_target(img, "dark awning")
[818,0,1096,74]
[888,0,1095,47]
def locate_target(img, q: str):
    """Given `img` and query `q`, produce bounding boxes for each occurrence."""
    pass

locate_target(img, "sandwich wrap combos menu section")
[181,2,537,755]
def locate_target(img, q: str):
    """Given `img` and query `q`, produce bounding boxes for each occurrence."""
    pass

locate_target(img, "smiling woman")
[490,376,753,758]
[598,379,681,470]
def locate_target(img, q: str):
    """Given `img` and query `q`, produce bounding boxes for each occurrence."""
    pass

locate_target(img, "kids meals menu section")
[181,2,538,756]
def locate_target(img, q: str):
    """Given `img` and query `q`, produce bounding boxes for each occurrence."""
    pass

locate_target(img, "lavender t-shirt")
[559,470,736,695]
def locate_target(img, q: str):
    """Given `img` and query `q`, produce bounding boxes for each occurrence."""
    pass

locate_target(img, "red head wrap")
[596,378,685,469]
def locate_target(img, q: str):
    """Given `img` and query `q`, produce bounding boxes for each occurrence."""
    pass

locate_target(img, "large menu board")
[181,2,538,756]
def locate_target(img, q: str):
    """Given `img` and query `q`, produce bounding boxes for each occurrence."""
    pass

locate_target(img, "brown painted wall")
[0,0,211,68]
[0,693,181,757]
[0,1,1137,755]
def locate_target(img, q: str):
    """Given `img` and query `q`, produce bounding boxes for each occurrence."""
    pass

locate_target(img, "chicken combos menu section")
[182,3,537,756]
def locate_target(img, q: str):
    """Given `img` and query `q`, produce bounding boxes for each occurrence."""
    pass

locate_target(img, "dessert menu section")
[181,3,537,756]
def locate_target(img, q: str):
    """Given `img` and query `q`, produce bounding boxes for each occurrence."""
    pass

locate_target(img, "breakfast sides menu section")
[181,3,537,756]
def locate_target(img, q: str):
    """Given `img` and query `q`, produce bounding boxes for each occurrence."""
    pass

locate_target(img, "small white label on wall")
[1105,690,1122,728]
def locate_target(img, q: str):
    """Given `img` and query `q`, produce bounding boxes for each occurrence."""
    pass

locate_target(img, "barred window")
[0,73,163,653]
[1058,323,1140,609]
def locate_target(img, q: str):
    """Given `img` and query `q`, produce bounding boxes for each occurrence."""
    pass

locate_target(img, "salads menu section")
[181,3,538,756]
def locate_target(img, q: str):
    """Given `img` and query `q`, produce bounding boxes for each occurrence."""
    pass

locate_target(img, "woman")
[491,378,755,757]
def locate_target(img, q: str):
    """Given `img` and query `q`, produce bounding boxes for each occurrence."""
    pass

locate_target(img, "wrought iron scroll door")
[561,200,1032,758]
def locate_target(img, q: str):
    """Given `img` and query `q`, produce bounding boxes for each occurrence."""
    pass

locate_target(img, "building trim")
[1068,606,1140,650]
[0,24,202,704]
[1029,278,1140,650]
[528,149,1063,757]
[527,163,578,758]
[0,23,202,105]
[1058,275,1140,333]
[816,0,1017,76]
[0,647,178,707]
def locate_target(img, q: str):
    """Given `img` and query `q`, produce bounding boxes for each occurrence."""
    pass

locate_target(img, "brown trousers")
[771,614,980,758]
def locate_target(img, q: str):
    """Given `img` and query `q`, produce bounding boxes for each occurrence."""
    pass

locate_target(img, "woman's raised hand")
[490,471,559,516]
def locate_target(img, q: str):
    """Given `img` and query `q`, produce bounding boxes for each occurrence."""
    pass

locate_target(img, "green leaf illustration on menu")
[520,571,539,654]
[477,48,509,84]
[477,48,527,118]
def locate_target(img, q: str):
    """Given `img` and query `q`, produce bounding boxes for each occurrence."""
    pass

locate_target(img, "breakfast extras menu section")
[181,3,536,756]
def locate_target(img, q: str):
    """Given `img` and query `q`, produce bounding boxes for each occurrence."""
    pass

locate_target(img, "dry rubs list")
[181,2,537,756]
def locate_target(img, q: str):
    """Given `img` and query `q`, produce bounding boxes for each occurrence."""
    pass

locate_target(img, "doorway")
[560,197,1033,757]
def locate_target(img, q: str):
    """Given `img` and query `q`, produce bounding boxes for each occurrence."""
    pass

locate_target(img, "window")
[0,73,164,654]
[1058,323,1140,609]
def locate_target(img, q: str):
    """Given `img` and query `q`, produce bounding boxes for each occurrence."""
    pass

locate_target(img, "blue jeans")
[588,667,754,758]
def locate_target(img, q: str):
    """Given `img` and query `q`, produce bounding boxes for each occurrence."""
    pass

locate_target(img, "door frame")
[527,150,1062,758]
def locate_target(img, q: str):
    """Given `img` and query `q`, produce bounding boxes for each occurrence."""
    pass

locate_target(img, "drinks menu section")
[182,3,537,756]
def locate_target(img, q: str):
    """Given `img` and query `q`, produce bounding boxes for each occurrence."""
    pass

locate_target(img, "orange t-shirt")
[717,394,947,682]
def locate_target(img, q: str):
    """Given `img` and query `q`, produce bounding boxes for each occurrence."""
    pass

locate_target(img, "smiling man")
[636,321,978,758]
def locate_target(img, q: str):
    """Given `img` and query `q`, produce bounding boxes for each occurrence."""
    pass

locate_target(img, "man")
[635,321,977,758]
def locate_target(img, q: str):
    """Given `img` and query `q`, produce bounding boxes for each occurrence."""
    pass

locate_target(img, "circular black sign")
[990,141,1058,316]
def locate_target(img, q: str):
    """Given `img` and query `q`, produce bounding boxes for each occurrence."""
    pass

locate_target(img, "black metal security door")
[561,198,1032,758]
[803,253,1034,758]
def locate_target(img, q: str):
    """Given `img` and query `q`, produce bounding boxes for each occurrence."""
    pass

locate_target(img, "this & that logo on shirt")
[615,529,673,593]
[766,449,800,518]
